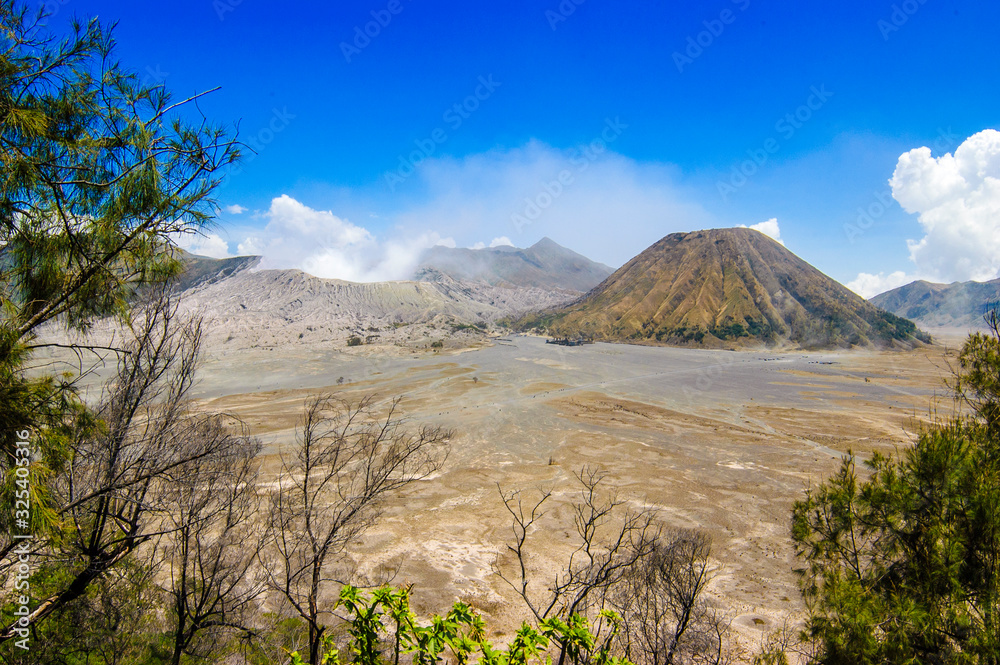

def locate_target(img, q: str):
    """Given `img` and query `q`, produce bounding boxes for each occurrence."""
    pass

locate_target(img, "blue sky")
[41,0,1000,294]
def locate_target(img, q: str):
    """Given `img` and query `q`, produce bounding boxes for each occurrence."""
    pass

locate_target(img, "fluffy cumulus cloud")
[225,204,248,215]
[846,270,913,299]
[738,218,783,245]
[240,195,447,282]
[846,130,1000,298]
[170,231,231,259]
[891,129,1000,283]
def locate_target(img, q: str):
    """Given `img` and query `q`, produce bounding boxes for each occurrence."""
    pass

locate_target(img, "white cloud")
[170,231,231,259]
[237,236,264,255]
[434,237,456,248]
[464,239,515,249]
[224,142,717,281]
[393,140,713,268]
[738,218,784,245]
[240,195,447,282]
[889,129,1000,283]
[225,204,248,215]
[846,270,913,299]
[845,130,1000,298]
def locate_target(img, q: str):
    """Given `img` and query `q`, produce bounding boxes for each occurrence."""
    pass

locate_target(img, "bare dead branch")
[263,393,451,665]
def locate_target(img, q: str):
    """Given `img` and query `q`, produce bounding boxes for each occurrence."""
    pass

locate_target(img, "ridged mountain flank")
[870,278,1000,331]
[520,228,926,348]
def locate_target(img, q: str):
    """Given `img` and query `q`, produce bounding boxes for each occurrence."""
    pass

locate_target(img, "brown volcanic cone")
[520,228,925,348]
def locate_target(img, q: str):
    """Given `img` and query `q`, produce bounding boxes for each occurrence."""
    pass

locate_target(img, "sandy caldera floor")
[178,333,961,651]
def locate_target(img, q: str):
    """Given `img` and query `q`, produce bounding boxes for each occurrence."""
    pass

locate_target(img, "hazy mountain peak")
[870,277,1000,330]
[530,236,560,249]
[414,239,612,293]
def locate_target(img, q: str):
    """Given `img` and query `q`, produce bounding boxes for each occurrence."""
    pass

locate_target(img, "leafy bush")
[790,310,1000,663]
[288,585,634,665]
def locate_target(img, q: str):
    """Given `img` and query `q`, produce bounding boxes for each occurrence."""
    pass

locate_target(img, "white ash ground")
[182,334,951,654]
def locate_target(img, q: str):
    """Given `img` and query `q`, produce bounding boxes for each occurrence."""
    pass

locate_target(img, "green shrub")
[791,310,1000,663]
[288,585,634,665]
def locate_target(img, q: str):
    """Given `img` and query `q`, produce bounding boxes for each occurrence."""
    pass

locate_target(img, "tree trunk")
[308,622,324,665]
[0,548,132,642]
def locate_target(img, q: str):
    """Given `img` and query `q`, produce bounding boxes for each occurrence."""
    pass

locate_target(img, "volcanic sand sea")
[166,333,954,649]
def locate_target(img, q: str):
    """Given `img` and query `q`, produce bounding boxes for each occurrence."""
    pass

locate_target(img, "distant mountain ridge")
[870,278,1000,330]
[519,228,925,349]
[160,240,611,349]
[170,251,260,291]
[413,237,614,293]
[170,244,594,327]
